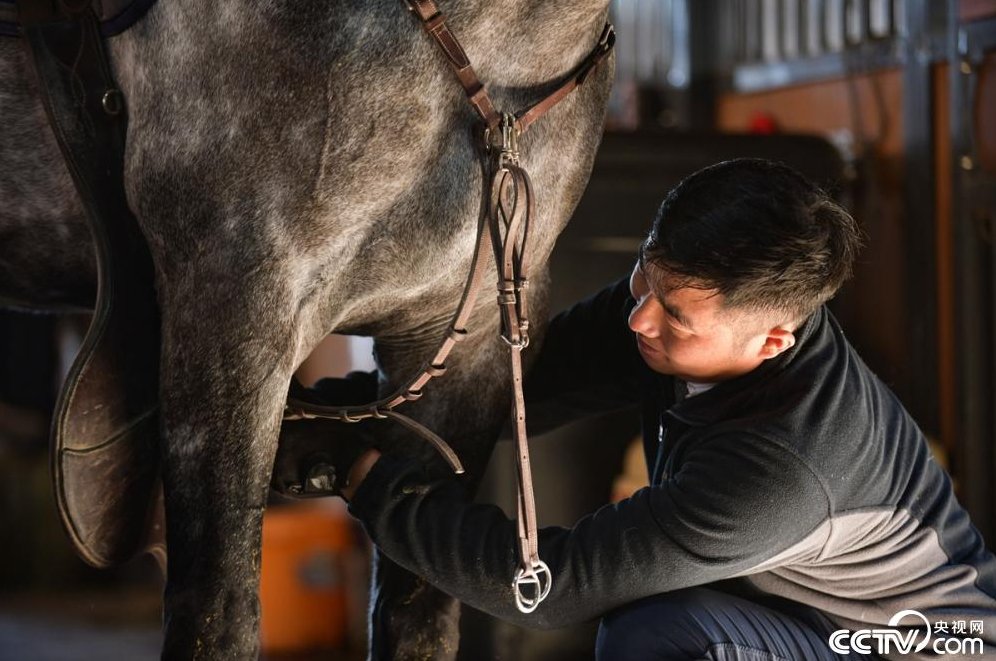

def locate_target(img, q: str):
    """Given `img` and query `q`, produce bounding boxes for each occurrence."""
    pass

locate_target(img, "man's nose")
[628,297,660,338]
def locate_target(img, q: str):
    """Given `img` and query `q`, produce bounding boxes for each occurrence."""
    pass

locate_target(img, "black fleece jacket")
[348,277,996,658]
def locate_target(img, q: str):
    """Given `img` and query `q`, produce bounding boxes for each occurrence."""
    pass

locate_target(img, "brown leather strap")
[510,343,537,563]
[515,23,616,134]
[490,166,532,346]
[404,0,500,128]
[492,165,537,564]
[484,151,550,611]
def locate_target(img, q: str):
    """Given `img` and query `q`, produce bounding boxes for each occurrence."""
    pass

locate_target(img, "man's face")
[627,261,781,382]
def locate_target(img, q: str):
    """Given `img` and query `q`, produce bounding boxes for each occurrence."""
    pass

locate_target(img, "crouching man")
[275,159,996,660]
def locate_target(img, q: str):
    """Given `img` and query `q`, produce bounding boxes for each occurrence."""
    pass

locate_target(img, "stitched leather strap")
[404,0,500,128]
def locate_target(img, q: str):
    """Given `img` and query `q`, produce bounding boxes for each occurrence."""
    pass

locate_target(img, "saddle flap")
[20,6,163,569]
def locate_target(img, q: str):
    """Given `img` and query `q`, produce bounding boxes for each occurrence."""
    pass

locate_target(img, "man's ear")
[758,327,796,360]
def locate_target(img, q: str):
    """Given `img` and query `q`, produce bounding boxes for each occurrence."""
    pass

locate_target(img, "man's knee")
[595,587,848,661]
[596,588,715,660]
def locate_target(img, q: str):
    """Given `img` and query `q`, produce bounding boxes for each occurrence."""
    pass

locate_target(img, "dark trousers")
[595,587,879,660]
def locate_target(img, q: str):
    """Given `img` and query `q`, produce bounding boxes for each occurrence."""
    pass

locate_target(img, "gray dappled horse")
[0,0,613,657]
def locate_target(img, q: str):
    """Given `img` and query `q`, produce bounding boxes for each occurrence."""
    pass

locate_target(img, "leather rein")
[284,0,615,614]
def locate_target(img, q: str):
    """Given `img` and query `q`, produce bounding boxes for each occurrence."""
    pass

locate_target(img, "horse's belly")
[0,39,97,310]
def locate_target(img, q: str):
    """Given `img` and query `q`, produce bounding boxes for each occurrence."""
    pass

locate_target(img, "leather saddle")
[17,1,163,569]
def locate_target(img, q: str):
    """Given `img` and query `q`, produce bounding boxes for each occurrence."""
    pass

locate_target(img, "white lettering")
[851,631,873,654]
[829,630,851,654]
[935,637,987,655]
[873,629,922,655]
[828,609,985,656]
[964,638,985,655]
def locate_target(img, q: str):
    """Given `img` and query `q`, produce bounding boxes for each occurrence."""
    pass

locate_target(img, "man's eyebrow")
[637,254,695,329]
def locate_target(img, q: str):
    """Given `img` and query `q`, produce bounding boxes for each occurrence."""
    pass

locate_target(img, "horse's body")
[0,1,613,657]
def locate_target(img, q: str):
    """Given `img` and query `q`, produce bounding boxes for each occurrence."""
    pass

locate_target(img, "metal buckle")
[499,332,529,350]
[497,112,519,166]
[513,560,552,614]
[303,462,338,495]
[599,23,616,51]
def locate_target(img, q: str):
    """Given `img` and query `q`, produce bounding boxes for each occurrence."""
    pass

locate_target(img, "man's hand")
[271,416,377,498]
[340,448,382,500]
[271,374,380,499]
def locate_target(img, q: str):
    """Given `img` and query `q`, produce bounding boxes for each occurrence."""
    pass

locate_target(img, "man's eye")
[668,322,692,336]
[663,310,691,333]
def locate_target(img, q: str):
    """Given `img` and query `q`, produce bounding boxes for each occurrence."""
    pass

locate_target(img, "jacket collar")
[665,305,827,426]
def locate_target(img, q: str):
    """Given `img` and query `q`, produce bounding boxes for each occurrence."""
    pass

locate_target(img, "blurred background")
[1,0,994,659]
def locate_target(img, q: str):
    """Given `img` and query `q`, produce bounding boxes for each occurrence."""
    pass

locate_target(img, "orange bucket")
[260,501,353,653]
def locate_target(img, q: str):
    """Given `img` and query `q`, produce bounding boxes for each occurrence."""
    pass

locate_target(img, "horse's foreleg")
[155,272,299,660]
[369,552,463,661]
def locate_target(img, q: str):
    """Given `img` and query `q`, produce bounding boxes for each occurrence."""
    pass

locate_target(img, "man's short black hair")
[641,158,862,321]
